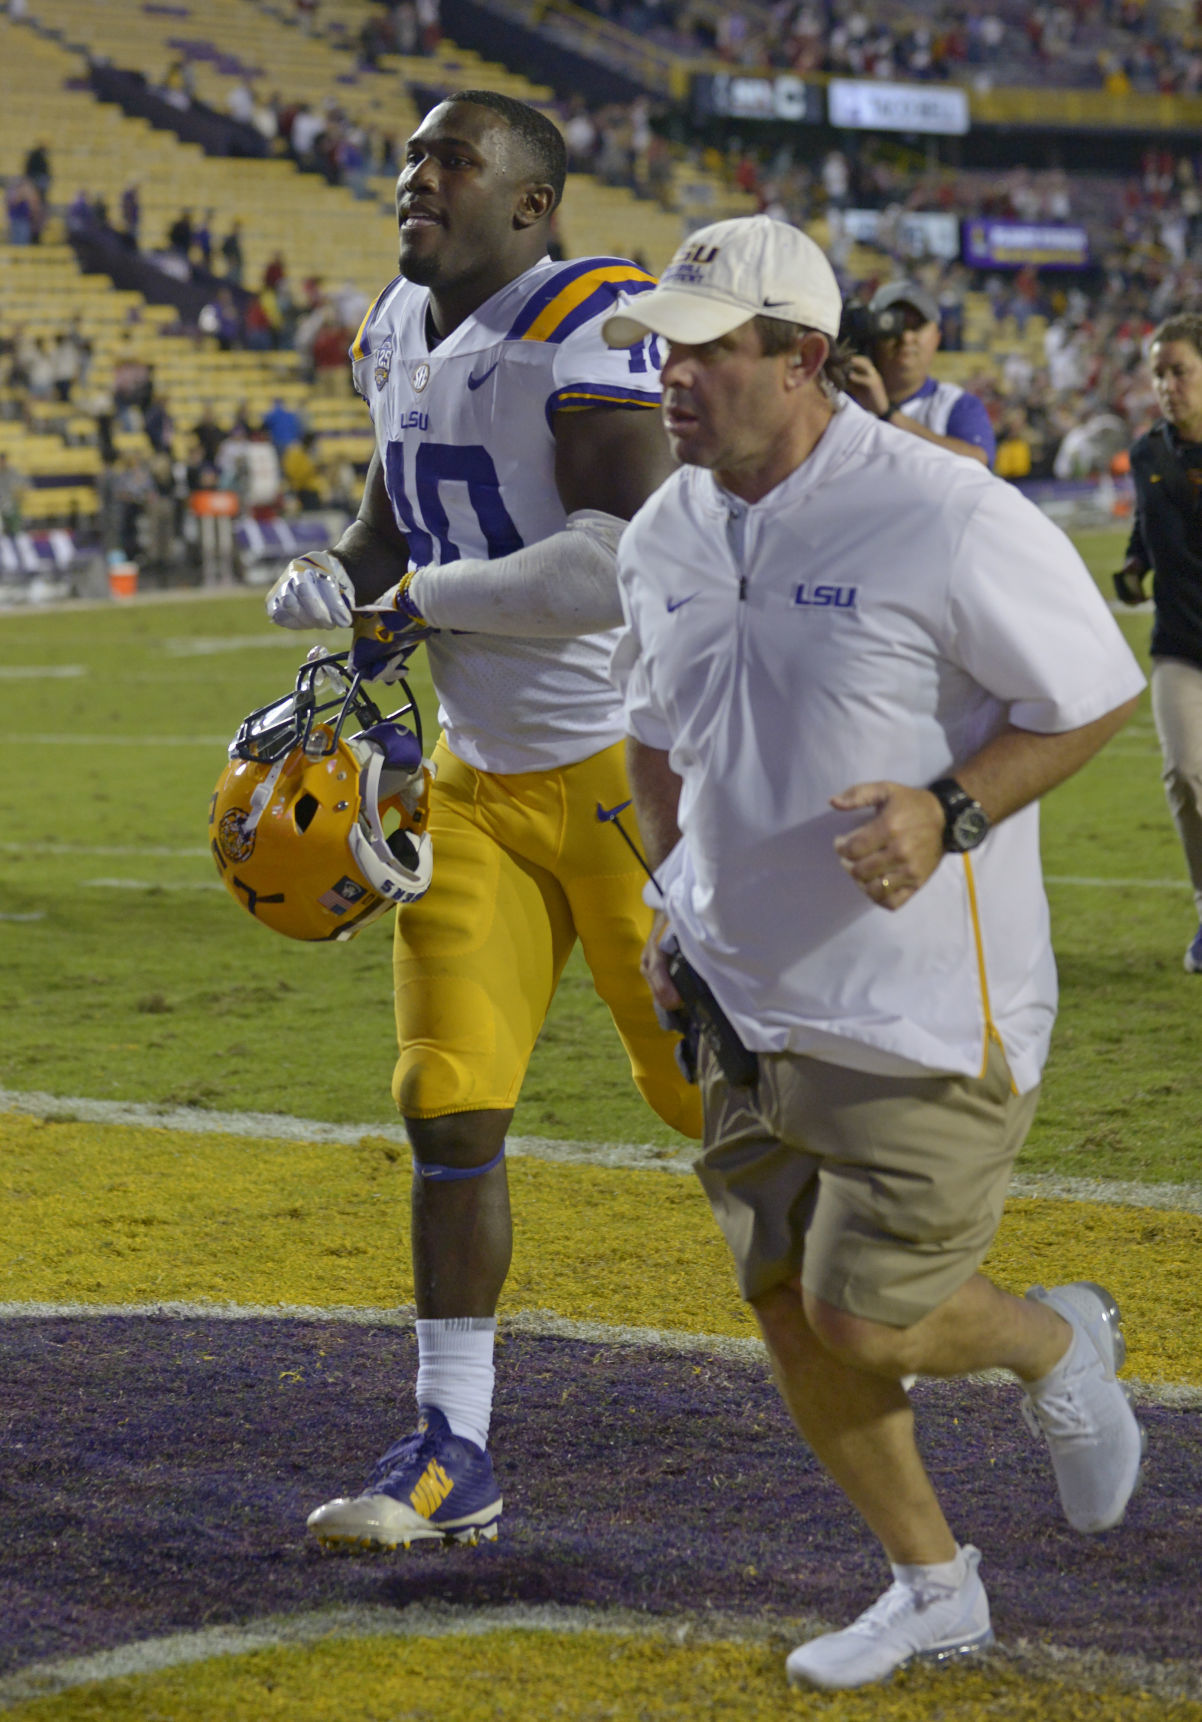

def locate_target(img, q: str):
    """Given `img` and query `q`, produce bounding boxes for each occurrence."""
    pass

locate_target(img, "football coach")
[602,215,1148,1692]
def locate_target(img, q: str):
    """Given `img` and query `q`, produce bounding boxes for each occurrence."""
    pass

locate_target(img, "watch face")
[950,806,989,851]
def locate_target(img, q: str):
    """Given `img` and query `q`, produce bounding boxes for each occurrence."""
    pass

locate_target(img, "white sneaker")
[1022,1281,1146,1533]
[786,1545,993,1691]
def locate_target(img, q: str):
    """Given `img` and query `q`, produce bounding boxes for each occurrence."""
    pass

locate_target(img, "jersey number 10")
[384,440,524,565]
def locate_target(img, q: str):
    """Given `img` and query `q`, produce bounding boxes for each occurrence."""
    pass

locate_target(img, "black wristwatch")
[880,403,897,422]
[927,777,990,852]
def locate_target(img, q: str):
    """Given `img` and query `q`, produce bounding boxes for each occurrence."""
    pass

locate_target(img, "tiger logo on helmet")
[209,649,434,942]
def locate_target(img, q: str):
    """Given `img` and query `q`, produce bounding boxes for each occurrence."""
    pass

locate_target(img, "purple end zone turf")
[1,1317,1198,1675]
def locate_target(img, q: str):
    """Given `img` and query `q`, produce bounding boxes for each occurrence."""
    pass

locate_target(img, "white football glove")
[265,550,356,630]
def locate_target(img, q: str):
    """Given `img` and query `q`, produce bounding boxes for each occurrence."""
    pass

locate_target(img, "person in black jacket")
[1114,311,1202,972]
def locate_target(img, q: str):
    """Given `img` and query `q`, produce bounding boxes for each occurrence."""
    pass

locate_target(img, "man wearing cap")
[847,279,996,467]
[602,214,1146,1692]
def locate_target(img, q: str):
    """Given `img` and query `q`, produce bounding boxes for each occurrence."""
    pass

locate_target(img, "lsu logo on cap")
[374,335,394,392]
[664,241,720,288]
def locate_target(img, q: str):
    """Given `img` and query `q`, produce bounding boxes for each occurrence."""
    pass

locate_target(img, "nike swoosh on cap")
[467,360,501,390]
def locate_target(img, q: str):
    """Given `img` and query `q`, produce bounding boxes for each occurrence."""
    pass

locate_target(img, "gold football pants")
[392,736,702,1139]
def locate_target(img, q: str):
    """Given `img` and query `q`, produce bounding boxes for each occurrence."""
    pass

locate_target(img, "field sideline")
[2,529,1201,1718]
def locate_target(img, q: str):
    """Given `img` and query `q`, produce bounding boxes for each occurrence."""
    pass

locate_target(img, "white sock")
[891,1546,968,1590]
[415,1317,496,1450]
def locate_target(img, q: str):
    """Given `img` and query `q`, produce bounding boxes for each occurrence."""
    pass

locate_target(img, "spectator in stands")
[193,209,215,274]
[162,57,196,106]
[417,0,440,52]
[65,187,95,239]
[220,219,245,286]
[109,451,155,561]
[219,422,282,517]
[281,431,324,511]
[262,396,305,454]
[79,377,117,466]
[50,328,85,403]
[5,174,41,245]
[242,294,276,351]
[119,179,141,250]
[23,141,51,206]
[308,305,355,394]
[144,453,181,577]
[184,434,220,496]
[358,9,396,67]
[845,280,997,468]
[24,337,55,401]
[0,452,26,535]
[191,405,228,465]
[338,125,371,199]
[562,97,597,171]
[993,406,1035,481]
[821,149,850,211]
[112,336,152,427]
[258,277,291,348]
[7,325,37,392]
[226,79,257,127]
[289,103,325,170]
[167,208,194,261]
[143,389,175,456]
[393,1,419,54]
[198,287,243,351]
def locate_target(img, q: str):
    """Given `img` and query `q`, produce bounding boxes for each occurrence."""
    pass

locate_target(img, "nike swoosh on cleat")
[666,593,699,612]
[467,361,501,391]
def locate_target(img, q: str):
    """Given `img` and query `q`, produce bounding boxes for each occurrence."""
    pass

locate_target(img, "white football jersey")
[350,255,661,773]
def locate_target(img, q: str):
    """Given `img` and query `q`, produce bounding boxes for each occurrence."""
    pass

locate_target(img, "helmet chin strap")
[242,756,288,837]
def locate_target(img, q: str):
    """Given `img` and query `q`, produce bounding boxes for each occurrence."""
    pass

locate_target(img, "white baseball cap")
[602,215,843,349]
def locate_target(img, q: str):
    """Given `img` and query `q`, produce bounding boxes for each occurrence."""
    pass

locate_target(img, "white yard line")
[0,1600,1196,1711]
[78,878,226,891]
[4,847,1188,891]
[1044,874,1191,889]
[6,734,230,746]
[163,634,320,655]
[2,1087,1199,1211]
[0,843,210,857]
[0,665,85,678]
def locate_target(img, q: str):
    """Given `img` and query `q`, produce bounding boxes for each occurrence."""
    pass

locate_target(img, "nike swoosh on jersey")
[467,361,501,391]
[666,593,699,612]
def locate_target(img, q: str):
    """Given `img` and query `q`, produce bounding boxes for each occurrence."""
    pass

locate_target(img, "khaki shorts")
[695,1038,1038,1327]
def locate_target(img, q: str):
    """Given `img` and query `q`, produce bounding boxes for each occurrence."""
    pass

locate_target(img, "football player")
[266,90,702,1550]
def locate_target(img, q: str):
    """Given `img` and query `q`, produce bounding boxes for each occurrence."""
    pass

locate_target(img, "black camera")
[837,299,905,356]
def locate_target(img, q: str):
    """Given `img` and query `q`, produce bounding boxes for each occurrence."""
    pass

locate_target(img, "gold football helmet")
[209,649,433,941]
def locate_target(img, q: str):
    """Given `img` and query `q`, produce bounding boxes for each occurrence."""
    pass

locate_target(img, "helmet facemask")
[210,651,434,941]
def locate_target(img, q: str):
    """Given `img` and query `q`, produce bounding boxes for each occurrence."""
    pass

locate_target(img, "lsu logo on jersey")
[794,582,858,610]
[374,335,394,392]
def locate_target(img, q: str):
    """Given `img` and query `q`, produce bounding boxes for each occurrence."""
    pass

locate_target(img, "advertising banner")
[828,79,970,135]
[962,219,1090,268]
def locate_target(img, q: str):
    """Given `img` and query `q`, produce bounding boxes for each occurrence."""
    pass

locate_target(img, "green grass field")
[0,526,1197,1183]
